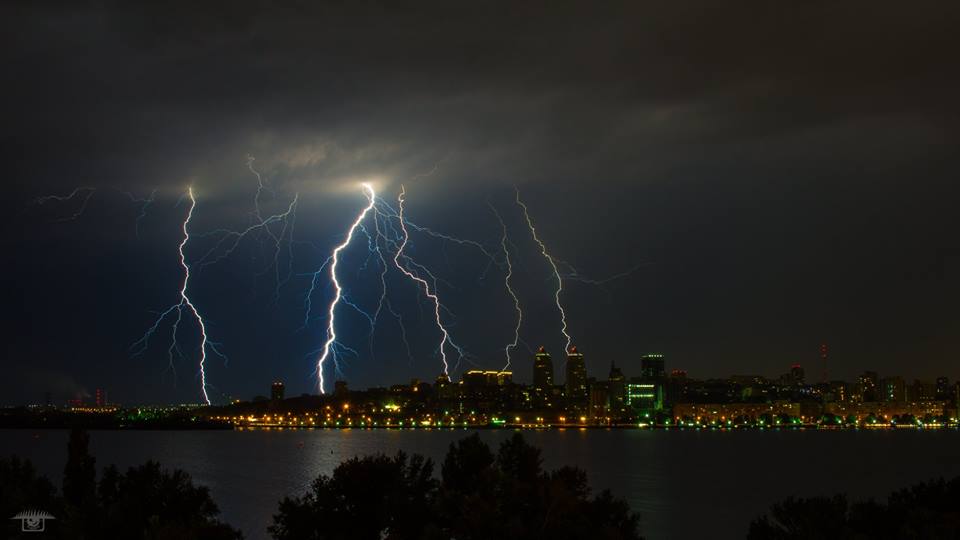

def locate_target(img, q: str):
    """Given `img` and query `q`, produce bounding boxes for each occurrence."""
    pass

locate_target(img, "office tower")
[271,381,285,402]
[883,376,906,402]
[533,346,554,391]
[859,371,880,402]
[608,360,626,417]
[666,370,688,406]
[820,343,829,384]
[589,381,611,421]
[462,370,511,387]
[790,364,805,384]
[640,354,665,380]
[435,373,455,401]
[565,346,587,401]
[936,377,950,400]
[626,380,662,419]
[910,380,936,402]
[631,354,666,419]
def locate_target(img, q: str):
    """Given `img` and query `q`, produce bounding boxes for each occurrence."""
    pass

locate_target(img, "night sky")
[4,2,959,405]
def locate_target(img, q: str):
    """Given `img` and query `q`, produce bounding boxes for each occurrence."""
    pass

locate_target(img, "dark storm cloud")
[4,1,959,403]
[6,1,956,188]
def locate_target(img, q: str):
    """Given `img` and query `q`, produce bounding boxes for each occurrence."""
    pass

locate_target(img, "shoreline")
[2,423,958,431]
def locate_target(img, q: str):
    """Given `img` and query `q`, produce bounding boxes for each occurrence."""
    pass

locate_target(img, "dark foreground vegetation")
[269,432,641,540]
[1,430,640,540]
[6,429,958,539]
[749,477,960,539]
[0,429,240,540]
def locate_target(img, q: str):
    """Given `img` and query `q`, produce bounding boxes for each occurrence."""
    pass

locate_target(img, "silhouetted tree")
[882,477,960,538]
[748,477,960,539]
[441,433,495,492]
[748,494,848,539]
[587,489,645,540]
[94,461,241,540]
[62,428,95,507]
[437,433,498,538]
[271,432,642,540]
[497,432,543,483]
[0,456,61,540]
[4,430,241,540]
[270,451,437,540]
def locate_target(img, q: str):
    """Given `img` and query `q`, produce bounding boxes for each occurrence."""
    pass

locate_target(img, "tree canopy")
[0,428,241,540]
[270,432,642,540]
[748,477,960,539]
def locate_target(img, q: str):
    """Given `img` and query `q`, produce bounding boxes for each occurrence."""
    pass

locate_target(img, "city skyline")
[19,346,956,432]
[32,346,959,409]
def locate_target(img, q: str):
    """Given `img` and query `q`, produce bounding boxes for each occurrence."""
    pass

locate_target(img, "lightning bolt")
[34,186,161,237]
[176,188,217,404]
[373,199,501,282]
[556,259,649,286]
[392,185,462,376]
[190,158,300,305]
[33,187,97,221]
[33,184,223,402]
[246,155,273,224]
[122,188,157,239]
[365,212,415,364]
[314,184,377,393]
[131,187,225,405]
[303,184,488,378]
[489,203,522,372]
[515,187,572,353]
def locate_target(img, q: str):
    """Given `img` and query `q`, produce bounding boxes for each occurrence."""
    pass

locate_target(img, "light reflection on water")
[2,428,959,539]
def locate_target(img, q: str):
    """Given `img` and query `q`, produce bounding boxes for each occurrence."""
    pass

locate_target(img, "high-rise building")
[435,373,455,401]
[936,377,950,400]
[910,380,937,402]
[827,381,851,403]
[533,346,554,391]
[859,371,880,402]
[271,381,285,402]
[462,370,512,387]
[819,343,829,384]
[626,381,662,420]
[588,381,610,422]
[631,354,666,419]
[565,346,587,401]
[640,354,665,380]
[883,376,906,402]
[95,388,105,407]
[790,364,805,384]
[608,361,626,417]
[666,370,688,406]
